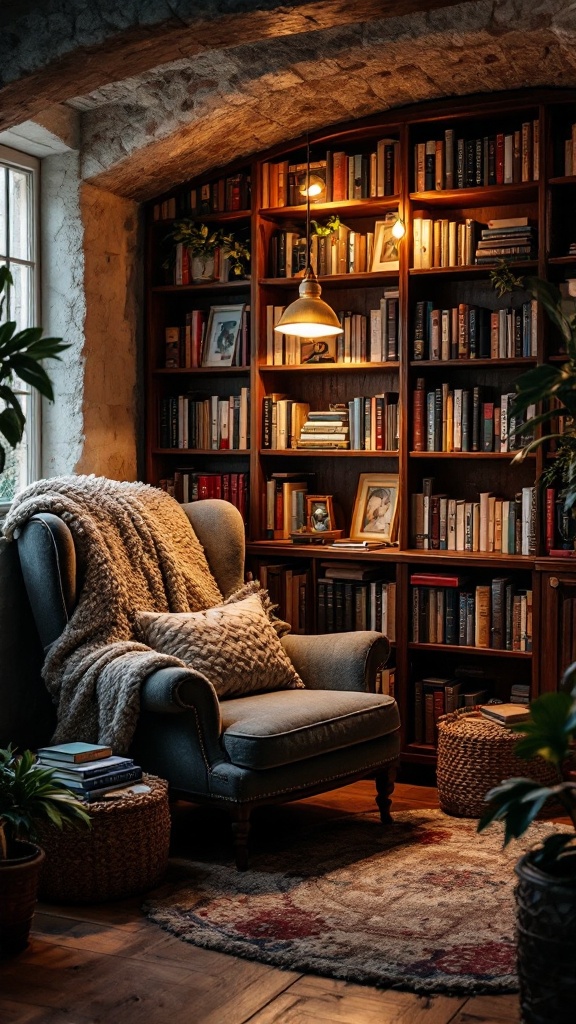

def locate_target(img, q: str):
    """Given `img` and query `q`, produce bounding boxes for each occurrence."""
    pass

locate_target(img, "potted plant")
[0,266,69,476]
[478,666,576,1023]
[0,747,90,956]
[164,218,223,282]
[221,231,251,279]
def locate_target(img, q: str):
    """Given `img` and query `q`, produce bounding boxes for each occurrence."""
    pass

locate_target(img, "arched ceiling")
[2,0,576,202]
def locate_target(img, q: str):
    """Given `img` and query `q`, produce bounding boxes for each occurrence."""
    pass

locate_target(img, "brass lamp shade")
[274,269,343,338]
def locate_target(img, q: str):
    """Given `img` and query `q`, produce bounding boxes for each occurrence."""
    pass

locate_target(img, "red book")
[413,386,426,451]
[210,475,222,498]
[545,487,556,553]
[495,133,505,185]
[221,474,230,502]
[238,474,247,523]
[332,151,347,201]
[410,573,466,587]
[197,475,210,500]
[230,472,239,510]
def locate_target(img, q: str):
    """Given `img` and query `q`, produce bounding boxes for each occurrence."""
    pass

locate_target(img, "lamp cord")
[306,137,312,273]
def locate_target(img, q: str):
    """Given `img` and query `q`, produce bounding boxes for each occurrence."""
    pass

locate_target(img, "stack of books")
[296,407,350,450]
[475,219,537,264]
[36,742,143,802]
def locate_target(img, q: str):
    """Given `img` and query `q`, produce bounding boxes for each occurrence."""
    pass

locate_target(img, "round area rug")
[143,808,568,995]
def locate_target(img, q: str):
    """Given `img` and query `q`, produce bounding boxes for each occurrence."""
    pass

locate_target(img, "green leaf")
[0,407,24,447]
[6,358,55,400]
[0,386,25,428]
[0,443,4,473]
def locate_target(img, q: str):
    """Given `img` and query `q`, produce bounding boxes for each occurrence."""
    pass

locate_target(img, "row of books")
[475,223,537,265]
[410,572,533,651]
[258,562,311,634]
[413,120,539,192]
[268,223,396,279]
[412,381,534,454]
[411,483,537,555]
[412,300,538,361]
[158,390,250,450]
[36,742,143,803]
[317,573,397,637]
[414,673,493,746]
[164,306,251,368]
[261,141,401,209]
[261,396,399,452]
[265,472,313,538]
[153,173,251,219]
[265,294,400,365]
[413,215,478,269]
[158,472,249,522]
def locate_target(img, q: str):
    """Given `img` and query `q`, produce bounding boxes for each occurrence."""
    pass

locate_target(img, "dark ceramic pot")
[0,839,45,957]
[515,851,576,1024]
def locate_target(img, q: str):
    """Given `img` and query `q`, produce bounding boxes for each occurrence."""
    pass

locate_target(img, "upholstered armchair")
[3,498,400,868]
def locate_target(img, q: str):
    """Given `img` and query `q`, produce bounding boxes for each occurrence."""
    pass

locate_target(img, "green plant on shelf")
[221,232,251,278]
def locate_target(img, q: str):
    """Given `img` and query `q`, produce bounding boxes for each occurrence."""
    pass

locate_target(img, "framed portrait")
[350,473,400,542]
[370,212,400,272]
[300,337,337,364]
[202,304,245,366]
[306,495,335,533]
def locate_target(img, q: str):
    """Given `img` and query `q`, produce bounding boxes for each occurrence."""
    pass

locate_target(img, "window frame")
[0,144,41,513]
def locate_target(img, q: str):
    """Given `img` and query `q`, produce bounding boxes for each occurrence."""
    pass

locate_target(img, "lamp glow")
[391,217,405,240]
[298,173,325,199]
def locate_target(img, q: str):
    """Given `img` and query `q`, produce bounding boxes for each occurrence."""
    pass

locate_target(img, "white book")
[488,495,496,552]
[421,218,432,269]
[210,395,219,449]
[219,399,229,450]
[521,486,533,555]
[453,389,462,451]
[448,218,457,266]
[447,498,457,551]
[239,387,249,449]
[370,308,382,361]
[455,499,465,551]
[413,216,422,269]
[472,502,480,552]
[479,491,491,552]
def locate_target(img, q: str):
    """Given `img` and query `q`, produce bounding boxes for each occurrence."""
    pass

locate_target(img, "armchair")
[7,497,400,868]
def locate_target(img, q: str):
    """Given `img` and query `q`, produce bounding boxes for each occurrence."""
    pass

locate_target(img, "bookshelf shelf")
[409,261,538,277]
[145,87,576,773]
[409,451,535,459]
[259,362,400,373]
[259,449,399,458]
[260,271,399,288]
[152,280,251,294]
[409,358,536,368]
[152,448,251,456]
[153,367,250,376]
[408,642,532,659]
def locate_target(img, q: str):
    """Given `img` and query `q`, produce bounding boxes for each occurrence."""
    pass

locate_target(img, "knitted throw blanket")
[3,475,223,754]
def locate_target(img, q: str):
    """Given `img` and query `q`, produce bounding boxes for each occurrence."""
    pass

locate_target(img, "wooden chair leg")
[230,806,251,870]
[375,759,398,825]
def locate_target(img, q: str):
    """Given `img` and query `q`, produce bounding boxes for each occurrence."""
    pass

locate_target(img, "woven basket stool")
[437,709,559,818]
[37,774,170,904]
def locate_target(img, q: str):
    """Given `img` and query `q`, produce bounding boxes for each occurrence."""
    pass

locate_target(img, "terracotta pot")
[0,840,45,957]
[515,851,576,1024]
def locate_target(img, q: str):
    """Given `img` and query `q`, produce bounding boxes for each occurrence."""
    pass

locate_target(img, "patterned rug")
[143,808,567,996]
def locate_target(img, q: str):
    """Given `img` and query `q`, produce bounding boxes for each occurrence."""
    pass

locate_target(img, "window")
[0,145,40,510]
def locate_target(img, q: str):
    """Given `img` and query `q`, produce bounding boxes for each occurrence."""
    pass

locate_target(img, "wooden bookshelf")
[144,87,576,769]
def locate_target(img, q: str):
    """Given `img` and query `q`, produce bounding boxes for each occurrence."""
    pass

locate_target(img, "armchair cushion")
[220,689,399,770]
[136,593,304,700]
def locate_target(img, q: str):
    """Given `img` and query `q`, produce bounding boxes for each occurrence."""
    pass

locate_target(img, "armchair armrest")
[140,666,224,764]
[281,631,390,692]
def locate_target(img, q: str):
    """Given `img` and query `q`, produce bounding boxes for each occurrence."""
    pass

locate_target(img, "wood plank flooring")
[0,783,521,1024]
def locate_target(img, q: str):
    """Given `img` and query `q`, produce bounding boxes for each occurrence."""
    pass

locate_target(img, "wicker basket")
[37,774,170,904]
[436,709,559,818]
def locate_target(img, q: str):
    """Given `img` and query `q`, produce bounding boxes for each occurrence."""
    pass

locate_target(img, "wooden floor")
[0,782,521,1024]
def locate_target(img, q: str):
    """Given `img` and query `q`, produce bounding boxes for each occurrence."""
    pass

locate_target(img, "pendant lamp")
[274,142,343,340]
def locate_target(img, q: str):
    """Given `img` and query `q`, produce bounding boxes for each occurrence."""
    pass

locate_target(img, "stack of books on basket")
[36,742,143,802]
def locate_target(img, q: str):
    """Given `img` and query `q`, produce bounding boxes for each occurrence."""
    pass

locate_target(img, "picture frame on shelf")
[300,338,337,364]
[202,304,245,366]
[370,212,400,272]
[350,473,400,542]
[306,495,335,533]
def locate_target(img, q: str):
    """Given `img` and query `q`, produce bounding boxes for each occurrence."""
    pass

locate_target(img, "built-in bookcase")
[144,88,576,769]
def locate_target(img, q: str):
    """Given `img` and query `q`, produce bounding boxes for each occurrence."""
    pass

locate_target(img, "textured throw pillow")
[223,580,291,637]
[136,593,304,699]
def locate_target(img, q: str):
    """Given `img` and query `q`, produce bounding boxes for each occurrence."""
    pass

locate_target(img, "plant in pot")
[0,266,69,478]
[164,218,223,282]
[221,231,250,279]
[478,668,576,1023]
[0,747,90,957]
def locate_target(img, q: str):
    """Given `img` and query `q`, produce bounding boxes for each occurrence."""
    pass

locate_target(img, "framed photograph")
[202,304,245,366]
[300,337,337,364]
[370,213,400,272]
[306,495,335,533]
[350,473,400,542]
